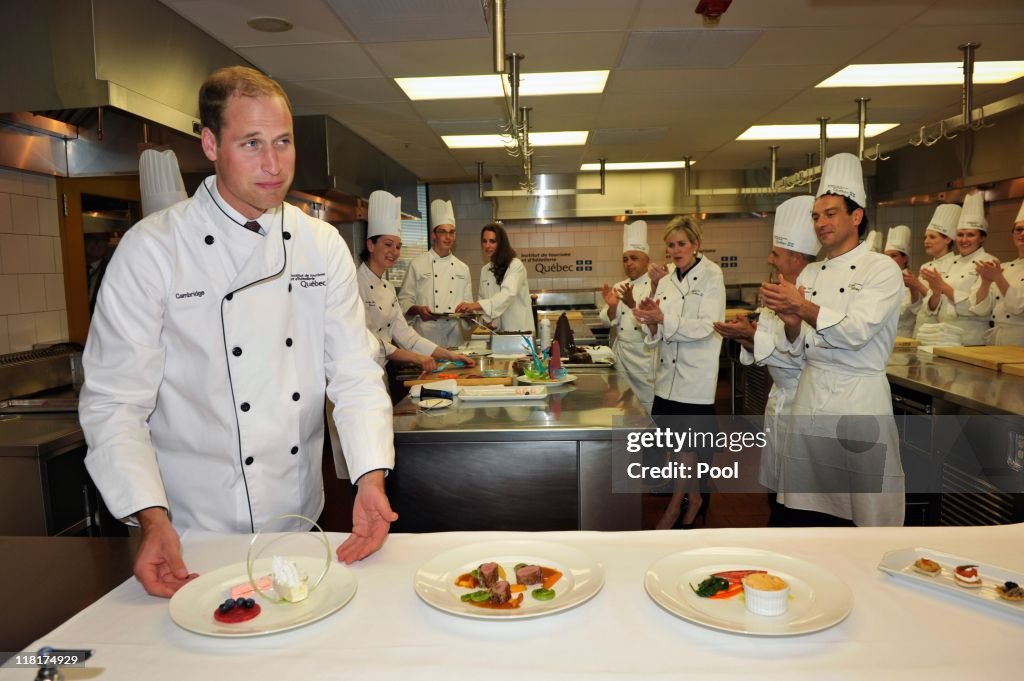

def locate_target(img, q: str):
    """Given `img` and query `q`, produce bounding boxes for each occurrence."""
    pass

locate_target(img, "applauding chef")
[882,224,916,338]
[904,203,959,336]
[760,153,905,526]
[80,66,398,597]
[973,198,1024,345]
[359,191,474,373]
[714,195,817,517]
[599,220,656,412]
[398,199,473,348]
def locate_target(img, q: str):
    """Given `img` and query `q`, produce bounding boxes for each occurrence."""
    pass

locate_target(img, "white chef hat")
[367,190,402,238]
[139,149,188,217]
[623,220,649,255]
[957,191,987,232]
[772,195,819,256]
[1016,198,1024,225]
[429,199,456,229]
[925,203,960,240]
[864,229,884,253]
[884,225,911,254]
[816,152,867,209]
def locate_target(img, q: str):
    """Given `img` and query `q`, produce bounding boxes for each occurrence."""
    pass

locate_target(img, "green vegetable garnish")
[514,563,528,570]
[468,590,492,603]
[532,588,556,601]
[690,576,730,598]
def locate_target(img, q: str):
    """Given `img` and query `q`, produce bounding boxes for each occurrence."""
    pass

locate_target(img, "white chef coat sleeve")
[660,269,724,342]
[396,257,421,315]
[80,226,170,522]
[388,302,438,356]
[324,234,395,482]
[814,259,903,350]
[968,274,996,318]
[598,278,626,325]
[743,313,805,369]
[478,259,527,319]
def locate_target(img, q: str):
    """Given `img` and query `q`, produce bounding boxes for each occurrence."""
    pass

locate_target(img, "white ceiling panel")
[736,27,889,67]
[502,33,628,71]
[364,38,494,77]
[325,0,488,42]
[506,0,641,33]
[605,65,835,95]
[633,0,933,30]
[853,24,1024,63]
[620,30,763,70]
[238,43,381,80]
[160,0,355,46]
[910,0,1024,26]
[284,78,407,107]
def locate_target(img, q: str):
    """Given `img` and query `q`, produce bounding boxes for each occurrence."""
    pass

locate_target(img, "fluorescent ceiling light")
[817,61,1024,87]
[737,123,899,141]
[395,70,609,100]
[580,161,694,171]
[443,131,589,149]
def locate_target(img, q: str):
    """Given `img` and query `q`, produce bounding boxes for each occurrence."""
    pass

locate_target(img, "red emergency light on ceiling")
[695,0,732,26]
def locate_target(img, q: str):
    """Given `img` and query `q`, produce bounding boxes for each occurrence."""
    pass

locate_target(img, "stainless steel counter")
[886,351,1024,415]
[390,372,652,533]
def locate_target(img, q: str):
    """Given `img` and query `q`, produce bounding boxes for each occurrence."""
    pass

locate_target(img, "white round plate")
[169,557,357,637]
[516,374,578,386]
[644,547,852,636]
[458,348,491,357]
[414,540,604,619]
[412,397,453,409]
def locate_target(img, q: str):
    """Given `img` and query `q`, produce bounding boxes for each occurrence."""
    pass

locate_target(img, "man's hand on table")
[135,507,198,597]
[336,470,398,564]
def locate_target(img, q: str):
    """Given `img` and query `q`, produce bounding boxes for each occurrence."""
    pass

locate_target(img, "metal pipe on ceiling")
[818,116,829,164]
[491,0,506,73]
[959,42,980,129]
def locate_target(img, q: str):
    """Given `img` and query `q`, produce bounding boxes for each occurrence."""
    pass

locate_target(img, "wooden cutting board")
[933,345,1024,371]
[403,376,513,387]
[1001,363,1024,377]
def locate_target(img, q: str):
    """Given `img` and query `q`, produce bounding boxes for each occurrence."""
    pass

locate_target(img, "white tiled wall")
[427,183,774,298]
[0,168,66,353]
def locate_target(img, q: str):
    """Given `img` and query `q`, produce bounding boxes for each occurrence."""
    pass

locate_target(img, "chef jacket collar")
[204,175,282,234]
[821,239,869,266]
[359,261,386,284]
[430,248,453,261]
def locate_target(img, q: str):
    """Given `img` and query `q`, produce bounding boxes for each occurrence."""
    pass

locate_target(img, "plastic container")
[539,318,552,350]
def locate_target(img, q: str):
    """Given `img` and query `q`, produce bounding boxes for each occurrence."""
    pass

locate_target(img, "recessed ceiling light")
[396,71,609,101]
[580,161,694,171]
[736,123,899,141]
[442,131,589,148]
[817,61,1024,87]
[247,16,294,33]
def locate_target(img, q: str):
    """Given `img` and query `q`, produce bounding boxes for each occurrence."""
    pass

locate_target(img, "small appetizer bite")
[996,581,1024,602]
[912,557,942,577]
[952,565,982,588]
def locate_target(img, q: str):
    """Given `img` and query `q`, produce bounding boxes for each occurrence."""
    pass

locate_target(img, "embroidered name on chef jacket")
[174,290,206,300]
[290,272,327,288]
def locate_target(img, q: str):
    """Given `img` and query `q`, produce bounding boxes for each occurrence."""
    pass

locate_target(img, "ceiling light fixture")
[394,70,609,101]
[246,16,294,33]
[817,60,1024,87]
[443,131,589,149]
[580,161,694,171]
[737,123,899,141]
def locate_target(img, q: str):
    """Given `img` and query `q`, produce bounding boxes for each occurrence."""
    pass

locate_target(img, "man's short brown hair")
[199,66,292,140]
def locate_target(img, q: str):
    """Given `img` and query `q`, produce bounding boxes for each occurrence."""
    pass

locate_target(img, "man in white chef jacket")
[80,66,398,597]
[761,153,906,526]
[883,224,917,338]
[398,199,473,348]
[599,220,656,412]
[714,195,818,512]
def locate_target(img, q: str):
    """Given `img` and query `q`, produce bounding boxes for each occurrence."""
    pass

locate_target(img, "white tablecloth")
[7,525,1023,681]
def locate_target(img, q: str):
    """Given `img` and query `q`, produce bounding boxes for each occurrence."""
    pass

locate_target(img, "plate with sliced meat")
[414,540,604,619]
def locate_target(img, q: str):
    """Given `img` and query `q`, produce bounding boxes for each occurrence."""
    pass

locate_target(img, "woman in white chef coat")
[920,192,998,345]
[906,204,960,337]
[882,224,917,338]
[599,220,656,413]
[358,191,474,372]
[973,199,1024,345]
[633,216,725,528]
[456,223,535,334]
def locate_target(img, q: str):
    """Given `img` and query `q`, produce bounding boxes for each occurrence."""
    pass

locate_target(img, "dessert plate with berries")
[878,547,1024,619]
[169,556,357,637]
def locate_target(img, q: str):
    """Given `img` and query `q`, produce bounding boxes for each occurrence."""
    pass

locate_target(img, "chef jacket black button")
[288,283,293,292]
[232,347,242,357]
[205,235,215,245]
[1008,315,1012,319]
[292,392,300,401]
[387,323,391,327]
[839,288,845,293]
[672,359,676,363]
[283,231,291,240]
[240,402,250,412]
[635,326,640,331]
[805,343,810,349]
[434,274,437,277]
[225,293,233,301]
[291,446,299,455]
[370,285,373,289]
[245,456,254,466]
[812,291,817,296]
[996,296,1000,300]
[286,338,293,347]
[435,290,439,293]
[821,265,826,270]
[850,265,856,270]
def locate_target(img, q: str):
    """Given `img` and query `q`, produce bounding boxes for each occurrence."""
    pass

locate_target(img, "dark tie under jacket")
[244,221,261,233]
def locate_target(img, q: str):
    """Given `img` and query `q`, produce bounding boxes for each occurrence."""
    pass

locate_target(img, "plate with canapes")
[644,547,853,636]
[878,547,1024,618]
